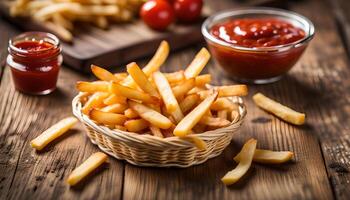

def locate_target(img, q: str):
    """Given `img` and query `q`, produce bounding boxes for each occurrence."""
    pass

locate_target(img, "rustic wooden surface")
[0,0,349,199]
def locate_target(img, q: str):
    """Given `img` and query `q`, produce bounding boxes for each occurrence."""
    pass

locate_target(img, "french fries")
[126,62,159,97]
[179,94,199,113]
[67,152,108,186]
[76,41,246,149]
[30,117,78,150]
[221,139,257,185]
[174,92,218,137]
[128,101,173,129]
[90,109,127,126]
[184,48,210,78]
[91,65,120,82]
[253,93,305,125]
[234,149,294,164]
[110,82,159,104]
[10,0,143,42]
[153,71,184,123]
[124,119,149,132]
[76,81,110,93]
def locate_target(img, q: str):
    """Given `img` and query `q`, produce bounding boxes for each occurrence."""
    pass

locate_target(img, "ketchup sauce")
[206,18,309,82]
[7,32,62,95]
[210,18,305,48]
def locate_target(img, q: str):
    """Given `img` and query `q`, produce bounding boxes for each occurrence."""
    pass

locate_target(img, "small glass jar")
[7,32,62,95]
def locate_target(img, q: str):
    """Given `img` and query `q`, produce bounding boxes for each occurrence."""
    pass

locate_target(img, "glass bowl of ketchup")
[202,8,315,84]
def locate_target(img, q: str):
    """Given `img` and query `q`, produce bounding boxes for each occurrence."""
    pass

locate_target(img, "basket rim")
[72,91,247,147]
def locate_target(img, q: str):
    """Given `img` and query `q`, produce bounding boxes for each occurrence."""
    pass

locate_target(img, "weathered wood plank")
[0,18,124,199]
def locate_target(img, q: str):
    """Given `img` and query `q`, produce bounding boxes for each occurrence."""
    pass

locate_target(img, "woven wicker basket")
[72,93,246,167]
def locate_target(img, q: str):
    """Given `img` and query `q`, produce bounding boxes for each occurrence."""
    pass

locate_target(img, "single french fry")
[43,21,73,42]
[153,71,184,123]
[100,103,128,114]
[199,116,231,127]
[183,135,207,150]
[128,101,173,129]
[82,92,109,115]
[164,70,185,83]
[52,13,73,30]
[103,94,127,105]
[76,81,110,93]
[114,125,127,132]
[110,82,159,104]
[90,109,127,126]
[221,139,257,185]
[179,94,199,113]
[30,117,78,151]
[174,92,218,137]
[172,78,195,99]
[114,72,128,80]
[122,41,169,87]
[124,108,139,119]
[218,85,248,97]
[149,125,164,138]
[126,62,160,97]
[234,149,294,164]
[195,74,211,87]
[124,119,149,132]
[253,93,305,125]
[184,48,211,78]
[211,98,238,111]
[91,65,120,82]
[217,110,228,120]
[67,152,108,186]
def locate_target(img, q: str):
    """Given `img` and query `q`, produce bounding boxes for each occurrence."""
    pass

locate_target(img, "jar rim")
[201,7,315,52]
[8,31,61,55]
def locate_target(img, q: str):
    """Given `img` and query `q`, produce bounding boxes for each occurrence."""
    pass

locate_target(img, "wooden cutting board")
[0,0,282,72]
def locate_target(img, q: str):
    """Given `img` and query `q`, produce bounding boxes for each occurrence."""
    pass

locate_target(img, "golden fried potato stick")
[149,125,164,138]
[128,101,174,129]
[82,92,109,115]
[164,70,185,83]
[67,152,108,186]
[124,119,149,132]
[126,62,160,97]
[211,98,238,111]
[184,48,211,78]
[124,108,139,119]
[253,93,305,125]
[30,117,78,151]
[91,65,120,82]
[90,109,127,126]
[100,103,128,114]
[174,92,218,137]
[199,116,231,127]
[114,125,127,132]
[122,41,169,87]
[179,94,199,113]
[199,85,248,99]
[183,135,207,150]
[103,94,127,105]
[110,82,159,104]
[195,74,211,87]
[153,71,184,123]
[221,139,257,185]
[172,78,195,99]
[76,81,110,93]
[234,149,294,164]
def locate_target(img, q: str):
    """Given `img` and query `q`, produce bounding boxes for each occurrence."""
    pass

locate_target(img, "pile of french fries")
[76,41,248,140]
[8,0,143,42]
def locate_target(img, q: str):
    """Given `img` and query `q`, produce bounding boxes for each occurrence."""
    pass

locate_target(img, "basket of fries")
[72,41,248,167]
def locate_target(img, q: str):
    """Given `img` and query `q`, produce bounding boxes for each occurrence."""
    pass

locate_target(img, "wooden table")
[0,0,349,199]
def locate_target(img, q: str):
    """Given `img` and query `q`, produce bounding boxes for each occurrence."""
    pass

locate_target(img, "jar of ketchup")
[7,32,62,95]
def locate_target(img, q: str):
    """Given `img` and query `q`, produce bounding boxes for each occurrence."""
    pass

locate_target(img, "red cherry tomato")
[174,0,203,23]
[140,0,175,31]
